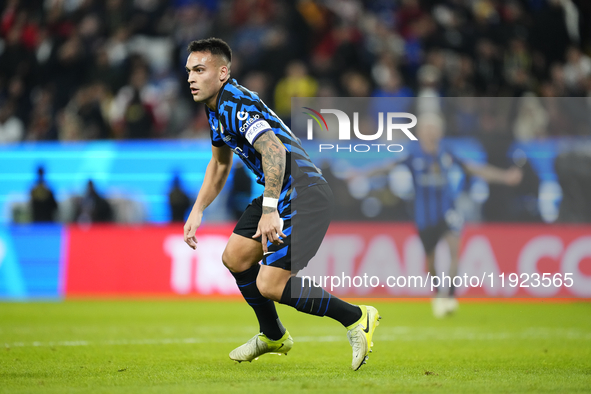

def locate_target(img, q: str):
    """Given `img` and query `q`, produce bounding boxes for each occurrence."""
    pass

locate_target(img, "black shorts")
[418,220,450,254]
[233,183,333,272]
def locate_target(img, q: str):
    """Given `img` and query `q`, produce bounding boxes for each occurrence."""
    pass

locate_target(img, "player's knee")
[256,276,281,301]
[222,246,257,273]
[221,248,239,272]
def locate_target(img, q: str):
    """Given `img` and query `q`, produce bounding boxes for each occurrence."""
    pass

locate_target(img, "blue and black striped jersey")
[401,144,466,230]
[206,79,326,197]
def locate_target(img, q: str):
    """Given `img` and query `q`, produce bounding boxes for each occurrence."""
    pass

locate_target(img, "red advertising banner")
[64,223,591,298]
[65,224,238,296]
[300,223,591,298]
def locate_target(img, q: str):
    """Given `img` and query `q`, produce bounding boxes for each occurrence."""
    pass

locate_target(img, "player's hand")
[183,209,203,250]
[504,166,523,186]
[253,210,286,253]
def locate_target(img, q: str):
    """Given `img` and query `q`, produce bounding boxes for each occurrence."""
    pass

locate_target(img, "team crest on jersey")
[218,122,231,141]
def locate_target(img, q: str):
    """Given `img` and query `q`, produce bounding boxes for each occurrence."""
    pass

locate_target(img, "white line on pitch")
[4,327,590,348]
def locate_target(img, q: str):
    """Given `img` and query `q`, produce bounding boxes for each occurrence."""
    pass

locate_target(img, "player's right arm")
[464,163,522,186]
[184,144,233,249]
[364,161,400,178]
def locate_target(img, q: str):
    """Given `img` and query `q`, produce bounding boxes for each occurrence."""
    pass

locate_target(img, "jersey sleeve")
[210,127,225,147]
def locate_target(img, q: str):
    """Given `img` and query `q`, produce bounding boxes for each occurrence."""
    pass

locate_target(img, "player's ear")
[219,65,229,81]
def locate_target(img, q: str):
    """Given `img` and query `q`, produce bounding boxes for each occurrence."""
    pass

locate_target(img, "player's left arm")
[252,131,287,253]
[464,162,523,186]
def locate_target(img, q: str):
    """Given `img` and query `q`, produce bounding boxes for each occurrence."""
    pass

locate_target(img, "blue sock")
[230,264,285,340]
[279,276,362,327]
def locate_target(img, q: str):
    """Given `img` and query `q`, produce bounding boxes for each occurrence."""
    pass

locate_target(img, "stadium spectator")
[274,61,318,119]
[110,64,159,139]
[29,165,58,222]
[25,87,57,141]
[341,70,371,97]
[371,56,413,99]
[59,84,110,140]
[168,174,191,223]
[0,100,24,143]
[74,180,113,224]
[3,77,30,126]
[0,0,589,142]
[242,71,272,104]
[563,46,591,94]
[256,27,293,84]
[473,39,503,95]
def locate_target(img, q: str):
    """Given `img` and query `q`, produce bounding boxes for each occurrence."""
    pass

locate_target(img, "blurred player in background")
[360,113,522,317]
[182,38,380,370]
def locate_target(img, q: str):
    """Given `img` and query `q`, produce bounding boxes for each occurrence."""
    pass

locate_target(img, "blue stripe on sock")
[247,299,272,306]
[316,287,324,315]
[302,283,312,309]
[238,280,257,288]
[295,280,304,306]
[323,293,331,315]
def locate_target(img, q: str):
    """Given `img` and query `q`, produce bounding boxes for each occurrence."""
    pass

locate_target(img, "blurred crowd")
[1,0,591,144]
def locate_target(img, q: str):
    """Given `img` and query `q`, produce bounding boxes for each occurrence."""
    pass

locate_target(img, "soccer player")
[182,37,380,370]
[360,113,522,317]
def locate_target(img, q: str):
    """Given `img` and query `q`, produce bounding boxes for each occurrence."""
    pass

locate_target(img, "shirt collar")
[213,78,233,115]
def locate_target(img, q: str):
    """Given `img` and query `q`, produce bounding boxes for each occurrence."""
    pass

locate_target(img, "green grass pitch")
[1,300,590,393]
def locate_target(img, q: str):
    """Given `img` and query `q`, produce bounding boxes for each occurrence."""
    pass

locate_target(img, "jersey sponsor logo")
[237,110,248,121]
[245,119,271,143]
[231,145,247,158]
[239,114,260,133]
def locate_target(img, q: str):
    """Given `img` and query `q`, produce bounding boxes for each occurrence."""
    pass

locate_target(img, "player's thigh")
[222,233,263,273]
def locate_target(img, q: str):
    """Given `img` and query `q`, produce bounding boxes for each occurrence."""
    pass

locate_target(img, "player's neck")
[205,94,219,111]
[205,78,230,111]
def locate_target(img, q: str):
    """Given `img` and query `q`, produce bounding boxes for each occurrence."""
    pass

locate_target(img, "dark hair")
[187,37,232,63]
